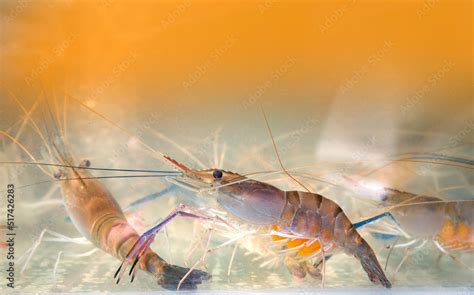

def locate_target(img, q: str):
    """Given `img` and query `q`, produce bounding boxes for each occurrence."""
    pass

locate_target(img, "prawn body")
[52,157,208,288]
[381,188,474,251]
[219,182,390,287]
[58,165,151,261]
[142,157,392,288]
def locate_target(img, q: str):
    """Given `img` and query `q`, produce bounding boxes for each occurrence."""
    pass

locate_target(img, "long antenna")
[67,94,162,158]
[260,105,311,193]
[0,130,51,176]
[0,161,182,174]
[0,174,179,192]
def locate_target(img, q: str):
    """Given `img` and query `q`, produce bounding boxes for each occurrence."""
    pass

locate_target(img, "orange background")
[1,0,472,131]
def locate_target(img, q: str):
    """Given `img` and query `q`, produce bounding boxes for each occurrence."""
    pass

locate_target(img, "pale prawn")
[339,147,474,278]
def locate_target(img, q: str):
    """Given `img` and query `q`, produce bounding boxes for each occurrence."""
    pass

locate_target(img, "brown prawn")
[116,155,392,288]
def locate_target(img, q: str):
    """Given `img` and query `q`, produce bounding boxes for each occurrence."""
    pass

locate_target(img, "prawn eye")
[81,159,91,168]
[213,169,223,179]
[54,170,63,179]
[379,191,388,202]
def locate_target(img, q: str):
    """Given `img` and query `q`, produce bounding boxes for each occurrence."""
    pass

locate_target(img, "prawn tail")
[114,229,209,289]
[354,239,392,288]
[334,207,391,288]
[142,252,166,274]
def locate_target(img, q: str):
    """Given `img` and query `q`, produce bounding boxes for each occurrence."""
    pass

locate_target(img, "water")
[0,99,472,294]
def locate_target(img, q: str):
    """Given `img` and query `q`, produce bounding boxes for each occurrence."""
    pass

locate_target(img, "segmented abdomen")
[271,191,391,288]
[272,191,359,257]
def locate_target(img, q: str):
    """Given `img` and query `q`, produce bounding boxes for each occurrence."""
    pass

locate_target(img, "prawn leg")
[353,211,398,229]
[305,254,333,279]
[392,240,427,281]
[178,225,215,290]
[115,204,215,284]
[284,256,307,280]
[180,227,253,289]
